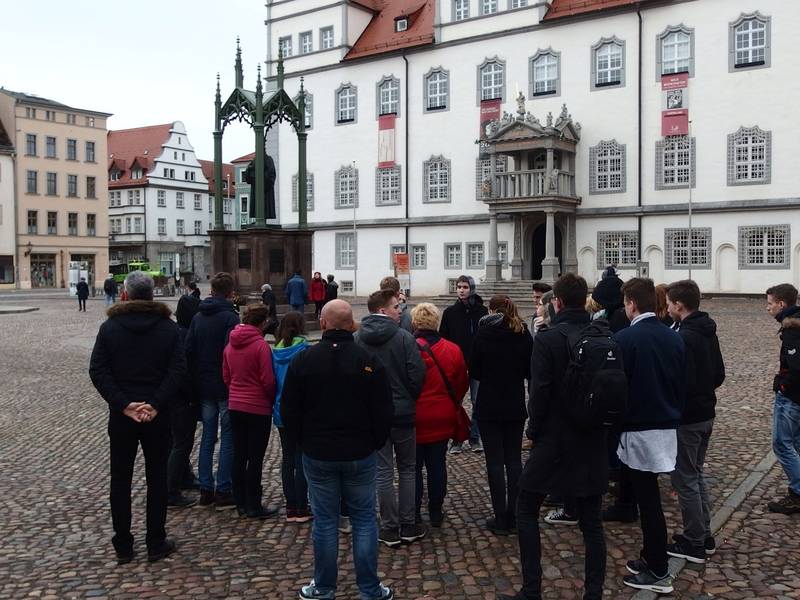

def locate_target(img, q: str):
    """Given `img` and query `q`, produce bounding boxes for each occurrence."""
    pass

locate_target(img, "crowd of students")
[88,267,800,600]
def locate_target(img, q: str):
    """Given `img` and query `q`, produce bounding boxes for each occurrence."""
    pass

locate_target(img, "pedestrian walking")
[469,295,533,535]
[285,270,308,314]
[325,274,338,303]
[440,275,488,453]
[665,280,726,562]
[281,299,395,600]
[222,304,278,519]
[89,271,186,564]
[765,283,800,514]
[411,302,469,528]
[311,272,327,320]
[103,274,117,306]
[380,276,413,333]
[76,277,89,312]
[185,272,241,509]
[355,289,427,547]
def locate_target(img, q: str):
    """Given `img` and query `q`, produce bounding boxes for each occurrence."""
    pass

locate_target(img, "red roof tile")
[345,0,434,61]
[199,160,235,195]
[230,152,256,163]
[107,123,173,187]
[543,0,642,21]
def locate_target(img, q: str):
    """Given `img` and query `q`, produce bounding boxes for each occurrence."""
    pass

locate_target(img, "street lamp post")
[352,160,357,298]
[688,121,693,280]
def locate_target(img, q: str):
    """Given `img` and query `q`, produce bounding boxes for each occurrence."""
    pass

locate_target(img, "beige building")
[0,89,111,290]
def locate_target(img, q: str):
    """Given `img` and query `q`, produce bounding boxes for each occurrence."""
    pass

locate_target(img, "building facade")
[0,119,14,288]
[0,89,110,290]
[262,0,800,295]
[107,122,233,280]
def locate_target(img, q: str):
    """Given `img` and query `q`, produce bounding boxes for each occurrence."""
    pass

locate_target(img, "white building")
[107,121,234,279]
[0,118,14,287]
[265,0,800,295]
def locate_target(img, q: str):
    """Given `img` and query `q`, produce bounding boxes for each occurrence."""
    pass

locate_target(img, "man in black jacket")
[103,274,117,306]
[665,280,725,563]
[440,275,488,453]
[765,283,800,514]
[89,271,186,564]
[281,299,395,600]
[500,273,607,600]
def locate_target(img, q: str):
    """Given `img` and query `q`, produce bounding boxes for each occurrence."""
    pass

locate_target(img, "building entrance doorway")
[30,254,56,288]
[531,223,562,280]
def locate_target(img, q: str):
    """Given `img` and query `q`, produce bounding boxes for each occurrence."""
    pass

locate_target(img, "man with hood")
[439,275,488,453]
[355,289,426,547]
[665,280,725,563]
[285,270,308,314]
[89,271,186,564]
[185,272,241,509]
[765,283,800,515]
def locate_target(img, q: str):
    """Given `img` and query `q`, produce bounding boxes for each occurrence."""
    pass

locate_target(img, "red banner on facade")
[662,109,689,136]
[393,253,409,275]
[661,72,688,91]
[479,99,502,139]
[378,115,396,167]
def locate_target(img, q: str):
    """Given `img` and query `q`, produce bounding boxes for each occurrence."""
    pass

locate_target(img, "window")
[655,135,695,189]
[86,214,96,237]
[467,242,485,268]
[376,166,401,206]
[476,155,506,199]
[110,218,121,234]
[177,219,185,235]
[395,17,408,32]
[336,84,357,124]
[530,49,560,96]
[478,58,505,102]
[125,217,132,233]
[224,199,232,214]
[25,108,36,119]
[592,38,625,88]
[134,190,141,205]
[86,176,96,199]
[498,241,508,266]
[66,113,76,124]
[86,117,95,127]
[335,166,359,208]
[321,26,334,50]
[194,220,203,235]
[480,0,497,15]
[109,191,121,207]
[157,218,166,235]
[176,192,184,208]
[279,36,292,58]
[184,170,195,181]
[46,172,57,196]
[444,243,462,269]
[665,228,711,269]
[341,280,354,294]
[47,212,57,235]
[453,0,469,20]
[26,170,38,194]
[134,217,142,233]
[597,231,638,269]
[511,0,527,7]
[66,139,77,160]
[85,141,95,162]
[110,169,120,182]
[300,31,313,54]
[45,110,55,121]
[424,156,451,203]
[739,225,790,269]
[657,25,694,78]
[590,140,626,194]
[728,126,771,185]
[163,168,175,179]
[27,210,38,234]
[208,197,213,213]
[194,194,202,210]
[424,68,449,111]
[26,134,36,156]
[46,136,57,158]
[132,168,142,179]
[240,196,250,226]
[376,76,400,117]
[67,174,78,197]
[336,232,356,269]
[411,244,427,269]
[390,244,407,269]
[295,92,313,129]
[68,213,78,236]
[157,190,166,207]
[292,173,315,211]
[730,13,770,71]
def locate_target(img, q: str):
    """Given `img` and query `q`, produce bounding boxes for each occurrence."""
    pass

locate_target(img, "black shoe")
[626,557,648,575]
[400,523,428,543]
[487,517,509,536]
[115,549,134,565]
[236,505,248,517]
[667,539,706,564]
[767,489,800,515]
[168,493,197,509]
[542,495,563,508]
[198,489,215,507]
[247,505,279,519]
[147,538,176,562]
[602,503,639,523]
[430,508,444,528]
[181,477,201,490]
[214,491,237,511]
[622,569,674,594]
[672,532,717,557]
[378,527,402,548]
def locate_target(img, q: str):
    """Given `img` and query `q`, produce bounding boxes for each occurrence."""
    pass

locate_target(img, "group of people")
[87,266,800,600]
[280,271,339,319]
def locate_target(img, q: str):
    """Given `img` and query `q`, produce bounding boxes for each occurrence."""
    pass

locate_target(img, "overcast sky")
[3,0,270,162]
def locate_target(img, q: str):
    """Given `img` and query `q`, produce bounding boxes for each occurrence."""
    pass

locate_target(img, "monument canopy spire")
[235,36,243,89]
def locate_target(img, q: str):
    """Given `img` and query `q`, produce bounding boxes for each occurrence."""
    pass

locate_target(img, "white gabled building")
[264,0,800,295]
[107,121,234,279]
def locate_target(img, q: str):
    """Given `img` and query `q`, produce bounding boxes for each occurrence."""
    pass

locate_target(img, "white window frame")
[738,225,790,269]
[134,217,143,234]
[335,84,357,124]
[453,0,469,21]
[194,220,202,235]
[376,166,401,206]
[320,26,334,50]
[597,231,638,269]
[592,37,625,90]
[278,36,292,58]
[480,0,497,16]
[424,67,449,112]
[376,76,400,117]
[292,173,315,212]
[299,31,313,54]
[336,232,356,269]
[423,155,451,203]
[655,135,696,190]
[334,165,359,208]
[477,57,506,103]
[157,218,166,235]
[589,140,626,194]
[729,13,770,71]
[466,242,485,269]
[194,194,202,210]
[727,126,771,186]
[176,219,184,235]
[157,190,166,207]
[665,228,711,269]
[390,244,407,269]
[411,244,427,270]
[530,49,560,97]
[511,0,528,7]
[444,243,462,270]
[656,25,695,79]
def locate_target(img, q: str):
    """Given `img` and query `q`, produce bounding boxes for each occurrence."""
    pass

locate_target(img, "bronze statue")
[244,154,277,220]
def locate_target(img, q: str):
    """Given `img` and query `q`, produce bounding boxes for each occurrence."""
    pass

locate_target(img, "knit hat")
[592,273,623,310]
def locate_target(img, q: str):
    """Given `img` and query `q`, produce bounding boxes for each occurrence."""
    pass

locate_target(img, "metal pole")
[688,121,693,280]
[352,160,357,298]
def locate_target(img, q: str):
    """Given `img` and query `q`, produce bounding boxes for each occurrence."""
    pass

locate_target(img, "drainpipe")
[637,6,643,261]
[402,52,410,278]
[11,150,19,288]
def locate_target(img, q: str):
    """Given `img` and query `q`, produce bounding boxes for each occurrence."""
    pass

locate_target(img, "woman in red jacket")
[222,304,277,519]
[412,302,469,527]
[309,271,327,320]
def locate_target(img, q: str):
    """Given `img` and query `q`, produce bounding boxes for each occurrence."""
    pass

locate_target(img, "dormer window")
[132,168,142,179]
[395,17,408,32]
[110,169,120,182]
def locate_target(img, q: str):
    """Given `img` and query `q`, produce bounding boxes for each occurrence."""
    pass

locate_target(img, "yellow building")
[0,89,112,290]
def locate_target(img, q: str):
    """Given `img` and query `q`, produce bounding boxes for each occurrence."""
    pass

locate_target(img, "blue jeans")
[469,379,480,444]
[773,391,800,495]
[303,453,381,600]
[199,399,233,493]
[105,294,115,306]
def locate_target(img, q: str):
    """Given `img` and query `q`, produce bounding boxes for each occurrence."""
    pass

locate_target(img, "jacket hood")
[592,275,624,310]
[175,295,200,328]
[778,305,800,327]
[272,341,309,365]
[228,324,265,349]
[453,293,485,309]
[679,310,717,337]
[198,296,236,316]
[358,314,400,345]
[106,300,172,333]
[479,313,505,328]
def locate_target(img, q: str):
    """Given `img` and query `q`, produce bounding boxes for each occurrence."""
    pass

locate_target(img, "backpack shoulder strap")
[419,342,459,405]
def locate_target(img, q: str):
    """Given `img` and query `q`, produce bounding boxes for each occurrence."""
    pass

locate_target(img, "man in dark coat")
[76,277,90,311]
[103,274,117,306]
[89,271,186,564]
[285,271,308,314]
[185,272,240,508]
[501,273,607,600]
[325,274,338,303]
[439,275,488,453]
[592,266,629,333]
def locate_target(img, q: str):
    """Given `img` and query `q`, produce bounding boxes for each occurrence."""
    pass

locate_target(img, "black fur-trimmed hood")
[106,300,173,333]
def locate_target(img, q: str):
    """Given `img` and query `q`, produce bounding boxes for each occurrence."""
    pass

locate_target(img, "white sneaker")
[544,508,578,525]
[448,442,463,455]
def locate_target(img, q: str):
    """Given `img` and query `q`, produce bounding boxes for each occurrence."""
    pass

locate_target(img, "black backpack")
[560,320,628,428]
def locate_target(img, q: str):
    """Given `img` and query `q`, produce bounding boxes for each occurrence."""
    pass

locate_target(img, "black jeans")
[229,410,271,511]
[415,440,448,514]
[629,468,668,576]
[167,399,197,496]
[479,419,524,525]
[108,411,170,554]
[516,490,606,600]
[78,298,86,311]
[279,427,308,510]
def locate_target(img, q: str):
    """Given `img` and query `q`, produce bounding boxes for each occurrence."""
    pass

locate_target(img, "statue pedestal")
[210,227,313,300]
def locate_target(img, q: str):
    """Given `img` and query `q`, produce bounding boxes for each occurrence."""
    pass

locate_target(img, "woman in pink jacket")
[222,304,277,519]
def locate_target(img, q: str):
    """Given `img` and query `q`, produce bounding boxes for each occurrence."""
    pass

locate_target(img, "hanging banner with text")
[661,73,689,136]
[662,108,689,136]
[378,115,396,167]
[479,99,502,158]
[393,253,410,295]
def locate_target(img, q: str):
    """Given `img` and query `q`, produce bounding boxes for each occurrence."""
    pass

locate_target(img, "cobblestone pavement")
[0,297,798,599]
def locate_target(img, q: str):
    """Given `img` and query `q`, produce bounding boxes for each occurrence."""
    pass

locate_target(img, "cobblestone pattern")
[0,297,795,599]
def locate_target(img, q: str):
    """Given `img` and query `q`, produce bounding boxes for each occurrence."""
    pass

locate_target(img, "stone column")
[564,213,578,274]
[540,209,560,282]
[485,212,502,281]
[510,214,523,280]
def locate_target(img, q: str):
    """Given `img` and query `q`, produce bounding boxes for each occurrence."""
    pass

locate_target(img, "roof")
[199,160,235,194]
[0,118,13,153]
[107,123,173,187]
[0,88,112,117]
[543,0,643,21]
[230,152,255,163]
[345,0,434,61]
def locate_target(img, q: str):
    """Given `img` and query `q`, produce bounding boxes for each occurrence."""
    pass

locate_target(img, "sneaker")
[214,492,237,511]
[298,580,336,600]
[470,440,484,453]
[247,505,279,520]
[378,527,402,548]
[626,557,648,575]
[448,442,463,455]
[767,489,800,515]
[602,503,639,523]
[622,569,674,594]
[198,489,215,507]
[338,516,352,534]
[375,584,394,599]
[429,508,444,528]
[486,517,509,536]
[147,538,177,563]
[400,523,428,543]
[294,507,313,523]
[667,539,706,564]
[544,508,578,526]
[672,532,716,557]
[167,493,197,509]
